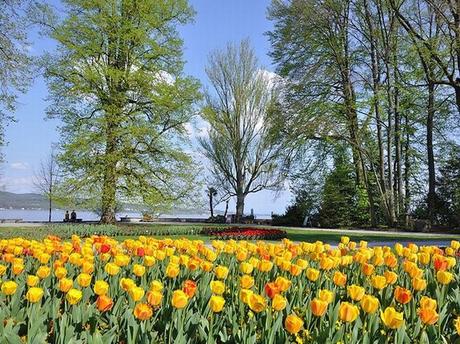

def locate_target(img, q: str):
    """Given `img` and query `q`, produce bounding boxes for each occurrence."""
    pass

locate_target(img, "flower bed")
[203,226,287,240]
[0,235,459,342]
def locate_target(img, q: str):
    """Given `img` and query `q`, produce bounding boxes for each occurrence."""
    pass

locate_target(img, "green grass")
[0,223,456,244]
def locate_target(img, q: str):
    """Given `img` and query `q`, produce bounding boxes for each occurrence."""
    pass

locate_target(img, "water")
[0,209,210,222]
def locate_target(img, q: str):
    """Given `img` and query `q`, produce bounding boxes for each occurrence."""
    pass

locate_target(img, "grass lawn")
[0,222,457,244]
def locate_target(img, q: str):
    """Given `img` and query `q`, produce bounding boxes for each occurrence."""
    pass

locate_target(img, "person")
[64,211,70,222]
[71,210,77,222]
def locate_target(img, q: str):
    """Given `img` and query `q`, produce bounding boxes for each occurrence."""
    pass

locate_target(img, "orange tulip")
[394,286,411,304]
[311,298,328,317]
[285,314,303,334]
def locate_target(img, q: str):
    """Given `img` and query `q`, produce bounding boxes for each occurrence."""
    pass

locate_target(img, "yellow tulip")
[133,264,146,277]
[166,263,180,278]
[210,280,225,295]
[209,295,225,312]
[54,267,67,279]
[360,294,379,314]
[380,307,404,329]
[419,296,437,310]
[272,294,287,311]
[412,277,427,291]
[59,278,73,293]
[77,273,91,288]
[36,266,51,279]
[1,281,17,295]
[284,314,303,334]
[436,270,453,285]
[248,293,267,313]
[339,302,359,322]
[333,271,347,287]
[318,289,334,304]
[129,286,145,302]
[133,303,153,320]
[66,289,83,305]
[240,262,254,274]
[311,298,328,317]
[146,290,162,306]
[150,280,163,292]
[93,280,109,296]
[347,285,365,301]
[371,275,387,290]
[306,268,320,282]
[240,289,253,304]
[455,316,460,335]
[214,265,229,279]
[240,275,254,289]
[27,275,40,287]
[171,290,188,309]
[26,287,44,303]
[104,263,120,276]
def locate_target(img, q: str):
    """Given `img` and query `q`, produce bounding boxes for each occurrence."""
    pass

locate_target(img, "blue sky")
[1,0,291,215]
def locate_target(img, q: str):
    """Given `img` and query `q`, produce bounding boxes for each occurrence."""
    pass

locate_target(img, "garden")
[0,231,458,343]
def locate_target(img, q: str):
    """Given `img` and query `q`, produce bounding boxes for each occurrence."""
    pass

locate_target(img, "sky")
[1,0,292,215]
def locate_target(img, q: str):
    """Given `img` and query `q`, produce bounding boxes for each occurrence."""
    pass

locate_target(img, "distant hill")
[0,191,49,209]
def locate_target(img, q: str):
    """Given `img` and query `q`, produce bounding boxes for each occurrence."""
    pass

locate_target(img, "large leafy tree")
[46,0,201,223]
[199,41,286,222]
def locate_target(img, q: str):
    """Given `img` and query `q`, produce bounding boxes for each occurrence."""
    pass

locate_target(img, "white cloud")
[10,162,30,170]
[0,176,35,193]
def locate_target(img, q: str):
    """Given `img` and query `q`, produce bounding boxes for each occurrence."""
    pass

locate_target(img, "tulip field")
[0,235,459,343]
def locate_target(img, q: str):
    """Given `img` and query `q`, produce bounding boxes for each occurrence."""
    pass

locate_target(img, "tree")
[45,0,201,224]
[34,148,60,222]
[199,40,286,222]
[206,187,217,218]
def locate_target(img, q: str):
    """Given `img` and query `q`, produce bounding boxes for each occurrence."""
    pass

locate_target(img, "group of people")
[63,210,78,222]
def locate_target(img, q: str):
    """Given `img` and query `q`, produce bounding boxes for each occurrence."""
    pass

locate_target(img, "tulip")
[133,303,153,320]
[394,286,412,304]
[418,308,438,325]
[264,282,280,299]
[76,273,91,288]
[339,302,359,322]
[274,276,291,292]
[26,287,44,303]
[210,281,225,295]
[133,264,146,277]
[1,281,17,295]
[59,278,73,293]
[36,266,50,279]
[104,263,120,276]
[382,272,396,287]
[380,307,404,329]
[360,294,379,314]
[214,265,229,279]
[120,278,136,292]
[272,294,287,311]
[182,280,197,298]
[248,293,266,313]
[285,314,304,334]
[129,286,145,302]
[27,275,40,287]
[166,263,180,278]
[209,295,225,313]
[96,295,113,312]
[54,267,67,279]
[347,285,364,301]
[361,263,375,276]
[240,262,254,274]
[171,290,188,309]
[306,268,320,282]
[333,271,347,287]
[318,289,334,304]
[150,280,163,292]
[12,263,24,275]
[412,277,427,291]
[93,280,109,296]
[258,260,273,272]
[436,271,453,285]
[240,275,254,289]
[311,298,328,317]
[419,296,437,310]
[240,289,253,304]
[371,275,387,290]
[66,289,83,305]
[146,290,162,306]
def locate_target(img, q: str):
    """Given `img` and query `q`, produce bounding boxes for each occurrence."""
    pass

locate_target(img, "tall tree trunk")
[235,193,245,223]
[427,81,436,224]
[393,46,402,222]
[404,112,410,227]
[48,195,52,223]
[209,192,214,218]
[101,125,117,224]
